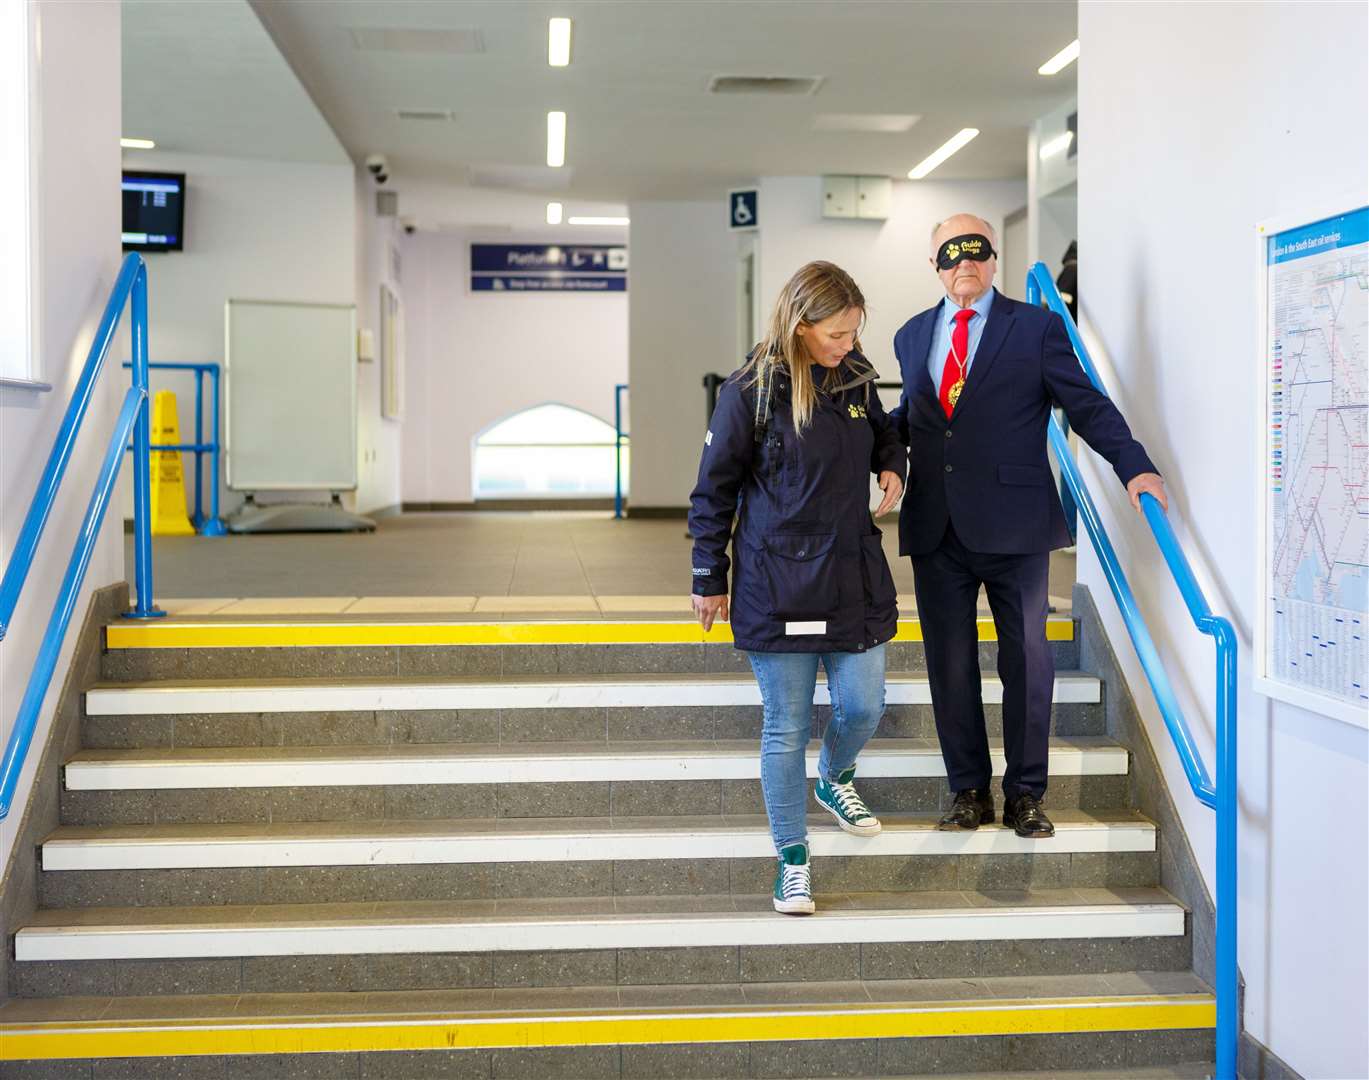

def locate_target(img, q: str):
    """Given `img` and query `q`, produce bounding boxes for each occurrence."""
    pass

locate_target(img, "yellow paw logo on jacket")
[847,403,867,420]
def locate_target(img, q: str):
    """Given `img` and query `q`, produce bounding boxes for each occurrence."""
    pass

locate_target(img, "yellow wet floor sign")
[149,390,195,536]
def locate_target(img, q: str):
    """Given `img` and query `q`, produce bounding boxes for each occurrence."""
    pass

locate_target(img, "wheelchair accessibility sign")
[729,189,758,231]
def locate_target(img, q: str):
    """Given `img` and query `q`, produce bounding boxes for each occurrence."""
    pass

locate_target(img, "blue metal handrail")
[1027,262,1237,1080]
[0,252,163,820]
[613,382,629,519]
[121,361,226,536]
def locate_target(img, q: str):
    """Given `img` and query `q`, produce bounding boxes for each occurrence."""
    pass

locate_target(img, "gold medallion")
[947,378,965,408]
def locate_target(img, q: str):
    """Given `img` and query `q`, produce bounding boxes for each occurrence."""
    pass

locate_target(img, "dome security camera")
[400,216,417,235]
[365,153,389,184]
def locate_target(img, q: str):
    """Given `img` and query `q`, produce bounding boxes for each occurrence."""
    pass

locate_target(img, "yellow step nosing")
[106,616,1076,650]
[0,994,1215,1060]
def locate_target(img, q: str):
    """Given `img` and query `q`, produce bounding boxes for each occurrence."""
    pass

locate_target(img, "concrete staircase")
[0,615,1215,1077]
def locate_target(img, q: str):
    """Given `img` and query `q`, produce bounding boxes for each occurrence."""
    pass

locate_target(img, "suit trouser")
[910,522,1053,799]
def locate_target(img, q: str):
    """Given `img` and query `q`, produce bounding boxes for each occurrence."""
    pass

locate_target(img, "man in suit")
[890,213,1167,838]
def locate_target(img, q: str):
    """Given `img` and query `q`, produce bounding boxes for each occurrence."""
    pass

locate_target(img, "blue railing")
[1027,262,1237,1080]
[0,252,163,820]
[121,361,226,536]
[613,382,629,519]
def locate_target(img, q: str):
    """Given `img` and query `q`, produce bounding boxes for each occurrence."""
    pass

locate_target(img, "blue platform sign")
[729,189,758,230]
[471,244,627,293]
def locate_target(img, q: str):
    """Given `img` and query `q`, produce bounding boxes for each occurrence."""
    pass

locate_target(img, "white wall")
[1078,3,1368,1077]
[626,200,741,510]
[756,177,1028,375]
[115,151,360,517]
[0,0,122,870]
[402,229,628,506]
[626,179,1026,510]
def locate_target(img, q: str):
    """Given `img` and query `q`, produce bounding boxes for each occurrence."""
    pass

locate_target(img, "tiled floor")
[130,511,1076,615]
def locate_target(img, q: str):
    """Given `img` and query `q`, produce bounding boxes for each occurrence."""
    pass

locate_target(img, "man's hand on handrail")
[1127,472,1168,514]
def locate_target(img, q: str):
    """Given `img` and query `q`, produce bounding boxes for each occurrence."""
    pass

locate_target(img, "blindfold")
[935,233,997,270]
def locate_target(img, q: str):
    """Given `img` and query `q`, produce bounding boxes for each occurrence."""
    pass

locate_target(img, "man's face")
[931,217,996,304]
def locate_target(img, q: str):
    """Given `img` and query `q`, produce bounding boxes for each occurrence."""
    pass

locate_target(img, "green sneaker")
[772,842,815,915]
[815,766,882,836]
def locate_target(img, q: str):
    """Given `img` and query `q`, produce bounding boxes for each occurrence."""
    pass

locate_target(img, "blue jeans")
[746,645,887,853]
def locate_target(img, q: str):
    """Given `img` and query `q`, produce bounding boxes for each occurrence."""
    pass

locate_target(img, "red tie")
[938,308,976,419]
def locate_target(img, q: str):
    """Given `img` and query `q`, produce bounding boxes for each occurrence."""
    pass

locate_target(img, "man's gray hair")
[930,215,998,251]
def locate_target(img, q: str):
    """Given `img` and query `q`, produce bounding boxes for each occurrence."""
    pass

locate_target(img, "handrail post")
[125,264,163,619]
[613,383,628,520]
[192,367,205,529]
[1215,620,1239,1080]
[202,365,226,536]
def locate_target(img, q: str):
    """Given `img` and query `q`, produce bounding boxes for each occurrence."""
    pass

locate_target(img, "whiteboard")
[1253,197,1368,728]
[225,299,357,491]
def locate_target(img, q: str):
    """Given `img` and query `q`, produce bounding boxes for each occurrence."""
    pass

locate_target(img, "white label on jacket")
[785,621,827,635]
[705,430,713,445]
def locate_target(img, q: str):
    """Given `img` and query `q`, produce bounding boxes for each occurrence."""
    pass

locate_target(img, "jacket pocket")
[760,532,839,619]
[998,464,1051,487]
[859,530,897,612]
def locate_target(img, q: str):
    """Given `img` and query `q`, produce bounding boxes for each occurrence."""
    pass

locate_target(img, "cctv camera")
[375,171,389,185]
[400,216,417,235]
[365,153,388,176]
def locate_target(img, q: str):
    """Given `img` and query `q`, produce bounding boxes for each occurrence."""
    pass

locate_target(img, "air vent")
[396,108,453,122]
[708,74,824,96]
[376,191,399,217]
[348,27,485,54]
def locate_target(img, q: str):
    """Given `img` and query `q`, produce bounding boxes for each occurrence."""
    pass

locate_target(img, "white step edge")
[63,739,1129,791]
[41,816,1157,871]
[85,674,1102,716]
[14,902,1185,962]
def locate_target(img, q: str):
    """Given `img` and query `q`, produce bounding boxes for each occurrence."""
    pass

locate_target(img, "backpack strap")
[752,356,774,444]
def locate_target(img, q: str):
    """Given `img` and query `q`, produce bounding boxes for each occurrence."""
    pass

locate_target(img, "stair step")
[41,810,1156,870]
[0,973,1214,1066]
[63,736,1128,791]
[104,615,1078,650]
[85,671,1102,715]
[15,887,1185,962]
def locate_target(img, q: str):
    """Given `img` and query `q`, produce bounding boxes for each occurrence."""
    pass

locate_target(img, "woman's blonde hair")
[742,260,867,434]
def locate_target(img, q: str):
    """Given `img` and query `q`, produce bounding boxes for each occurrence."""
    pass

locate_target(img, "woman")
[688,261,905,915]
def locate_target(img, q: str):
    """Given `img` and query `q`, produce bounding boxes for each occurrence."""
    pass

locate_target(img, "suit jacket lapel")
[950,289,1013,421]
[911,301,941,404]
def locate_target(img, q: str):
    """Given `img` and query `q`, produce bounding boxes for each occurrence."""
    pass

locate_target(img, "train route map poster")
[1256,202,1368,727]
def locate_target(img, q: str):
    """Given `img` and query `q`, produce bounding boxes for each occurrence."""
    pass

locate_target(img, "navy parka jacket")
[688,355,905,654]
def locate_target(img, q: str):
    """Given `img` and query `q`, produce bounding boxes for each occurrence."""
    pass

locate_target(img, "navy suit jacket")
[890,289,1157,557]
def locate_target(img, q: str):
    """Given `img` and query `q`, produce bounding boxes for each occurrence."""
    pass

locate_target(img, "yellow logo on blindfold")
[945,243,960,260]
[848,404,867,419]
[959,237,984,256]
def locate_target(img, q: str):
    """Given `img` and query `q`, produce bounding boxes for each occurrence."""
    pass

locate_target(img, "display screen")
[122,171,185,252]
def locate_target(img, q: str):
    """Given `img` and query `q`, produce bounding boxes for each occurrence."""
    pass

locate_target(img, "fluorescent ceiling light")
[1038,39,1079,75]
[814,113,919,134]
[546,201,563,225]
[547,110,566,167]
[548,17,572,66]
[1039,131,1074,159]
[120,137,156,150]
[567,216,629,226]
[907,128,979,180]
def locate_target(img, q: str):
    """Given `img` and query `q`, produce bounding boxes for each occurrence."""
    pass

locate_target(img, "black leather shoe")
[937,788,995,831]
[1003,793,1055,838]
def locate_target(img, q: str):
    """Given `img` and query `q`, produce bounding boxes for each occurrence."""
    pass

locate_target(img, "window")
[474,403,628,499]
[1,0,35,382]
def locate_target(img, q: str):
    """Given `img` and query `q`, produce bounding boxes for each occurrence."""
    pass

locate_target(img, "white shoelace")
[830,781,873,822]
[779,860,812,900]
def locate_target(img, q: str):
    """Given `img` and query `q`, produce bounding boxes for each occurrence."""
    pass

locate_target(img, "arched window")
[473,403,627,499]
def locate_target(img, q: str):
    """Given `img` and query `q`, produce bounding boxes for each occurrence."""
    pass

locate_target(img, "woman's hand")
[692,593,729,632]
[875,470,904,517]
